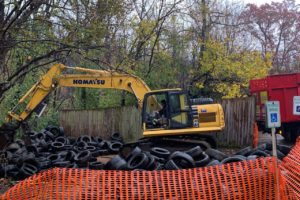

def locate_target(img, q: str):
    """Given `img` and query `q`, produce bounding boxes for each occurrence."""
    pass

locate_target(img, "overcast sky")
[243,0,300,5]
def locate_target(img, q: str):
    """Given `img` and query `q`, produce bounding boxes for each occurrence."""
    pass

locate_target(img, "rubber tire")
[150,147,170,158]
[235,146,252,156]
[53,161,71,167]
[194,152,210,167]
[277,145,292,155]
[51,142,65,152]
[145,155,156,170]
[205,148,227,161]
[20,163,38,178]
[185,146,203,159]
[125,146,142,161]
[206,159,220,167]
[110,132,123,142]
[257,143,267,151]
[109,142,123,153]
[247,155,258,161]
[249,149,270,157]
[127,153,149,170]
[220,156,246,164]
[105,155,127,170]
[164,159,180,170]
[168,151,195,168]
[75,150,91,164]
[89,161,105,170]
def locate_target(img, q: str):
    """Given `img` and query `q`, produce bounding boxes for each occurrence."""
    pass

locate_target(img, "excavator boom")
[6,64,151,122]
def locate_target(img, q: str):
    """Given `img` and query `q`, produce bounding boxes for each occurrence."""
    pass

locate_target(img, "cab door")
[168,91,193,129]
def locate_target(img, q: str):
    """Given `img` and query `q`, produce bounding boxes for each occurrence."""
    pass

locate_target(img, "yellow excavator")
[1,63,225,148]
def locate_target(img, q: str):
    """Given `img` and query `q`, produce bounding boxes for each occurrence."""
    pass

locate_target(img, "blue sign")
[201,109,207,113]
[270,113,277,123]
[297,106,300,112]
[266,101,281,128]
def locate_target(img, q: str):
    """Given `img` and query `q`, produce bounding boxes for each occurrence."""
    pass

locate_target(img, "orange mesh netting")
[1,140,299,200]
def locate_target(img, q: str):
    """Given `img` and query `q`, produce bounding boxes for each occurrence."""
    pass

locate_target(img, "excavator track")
[123,134,217,154]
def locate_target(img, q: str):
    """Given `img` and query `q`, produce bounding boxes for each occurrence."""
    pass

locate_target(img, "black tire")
[235,146,252,156]
[87,142,98,147]
[220,156,246,164]
[256,143,267,151]
[125,146,142,161]
[206,159,220,167]
[39,160,51,169]
[194,152,210,167]
[76,141,87,149]
[185,146,203,159]
[75,151,91,164]
[64,151,76,162]
[26,145,39,155]
[150,147,170,158]
[196,141,211,151]
[89,161,105,170]
[19,163,38,178]
[249,149,270,157]
[269,150,285,160]
[80,136,93,143]
[265,143,273,151]
[169,151,195,168]
[247,155,258,161]
[105,155,127,170]
[55,136,69,145]
[47,126,63,137]
[91,149,109,157]
[127,153,149,170]
[53,161,71,167]
[23,158,40,169]
[153,163,164,171]
[47,154,61,163]
[205,148,227,161]
[5,165,19,179]
[84,146,97,152]
[164,159,180,170]
[110,132,123,142]
[145,155,156,170]
[277,145,292,155]
[51,142,65,152]
[109,142,123,153]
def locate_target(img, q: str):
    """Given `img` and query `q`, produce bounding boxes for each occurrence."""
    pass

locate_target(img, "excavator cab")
[142,90,193,131]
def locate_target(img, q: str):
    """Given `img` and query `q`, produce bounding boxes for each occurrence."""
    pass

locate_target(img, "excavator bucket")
[0,123,18,149]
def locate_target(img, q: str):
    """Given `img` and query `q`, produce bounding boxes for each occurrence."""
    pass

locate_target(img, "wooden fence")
[59,106,142,143]
[216,97,256,146]
[59,97,256,146]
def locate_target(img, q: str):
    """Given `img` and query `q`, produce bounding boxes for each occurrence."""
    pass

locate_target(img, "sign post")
[265,101,281,200]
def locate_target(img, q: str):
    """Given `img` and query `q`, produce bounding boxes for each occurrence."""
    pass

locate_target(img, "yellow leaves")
[193,38,273,98]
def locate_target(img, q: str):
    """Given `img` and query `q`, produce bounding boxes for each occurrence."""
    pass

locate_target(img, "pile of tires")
[0,125,124,180]
[104,143,291,171]
[0,124,292,180]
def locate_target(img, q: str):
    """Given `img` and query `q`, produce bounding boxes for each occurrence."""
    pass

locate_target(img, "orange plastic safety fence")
[1,141,299,200]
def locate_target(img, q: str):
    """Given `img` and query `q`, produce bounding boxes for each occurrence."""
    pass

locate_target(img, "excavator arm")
[6,63,152,123]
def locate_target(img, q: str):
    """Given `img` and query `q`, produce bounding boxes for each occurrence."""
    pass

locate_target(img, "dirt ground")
[0,178,15,195]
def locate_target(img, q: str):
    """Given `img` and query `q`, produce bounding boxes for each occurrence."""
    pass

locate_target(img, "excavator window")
[142,91,193,130]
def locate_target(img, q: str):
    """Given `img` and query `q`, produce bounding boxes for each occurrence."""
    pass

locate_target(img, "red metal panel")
[250,78,268,92]
[251,72,300,123]
[268,73,297,89]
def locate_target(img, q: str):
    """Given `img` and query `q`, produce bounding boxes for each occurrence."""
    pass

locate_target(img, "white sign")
[265,101,281,128]
[293,96,300,115]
